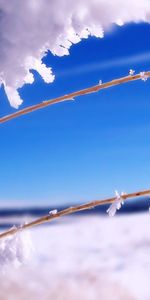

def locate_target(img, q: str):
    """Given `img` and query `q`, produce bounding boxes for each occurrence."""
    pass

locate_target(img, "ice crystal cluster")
[49,209,58,215]
[0,229,33,270]
[140,72,148,81]
[0,0,150,108]
[107,191,125,217]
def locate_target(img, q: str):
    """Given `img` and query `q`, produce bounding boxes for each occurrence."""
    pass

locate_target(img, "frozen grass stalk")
[0,70,150,124]
[0,192,149,267]
[0,188,150,241]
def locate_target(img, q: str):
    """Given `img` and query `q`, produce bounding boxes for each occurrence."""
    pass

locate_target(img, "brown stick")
[0,188,150,239]
[0,71,150,124]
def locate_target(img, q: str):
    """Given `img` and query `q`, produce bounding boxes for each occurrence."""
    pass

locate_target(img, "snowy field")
[0,213,150,300]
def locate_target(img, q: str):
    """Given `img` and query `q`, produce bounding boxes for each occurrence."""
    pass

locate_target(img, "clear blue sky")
[0,23,150,206]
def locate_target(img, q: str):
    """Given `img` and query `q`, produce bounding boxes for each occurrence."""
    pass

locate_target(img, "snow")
[0,213,150,299]
[0,229,33,270]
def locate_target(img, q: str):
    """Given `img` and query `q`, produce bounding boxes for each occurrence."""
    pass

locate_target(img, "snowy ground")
[0,213,150,300]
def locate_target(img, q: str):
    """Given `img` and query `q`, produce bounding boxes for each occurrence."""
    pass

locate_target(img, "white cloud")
[0,0,150,108]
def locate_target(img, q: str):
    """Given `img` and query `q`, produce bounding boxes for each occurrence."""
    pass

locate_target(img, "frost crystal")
[140,72,148,81]
[67,97,75,101]
[0,0,150,108]
[49,209,58,215]
[129,69,135,76]
[107,191,125,217]
[116,19,124,26]
[0,228,33,271]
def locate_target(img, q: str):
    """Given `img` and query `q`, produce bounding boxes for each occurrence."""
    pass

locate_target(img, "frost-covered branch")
[0,188,150,240]
[0,70,150,124]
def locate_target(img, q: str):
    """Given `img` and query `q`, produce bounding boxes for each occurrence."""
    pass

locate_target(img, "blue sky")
[0,23,150,206]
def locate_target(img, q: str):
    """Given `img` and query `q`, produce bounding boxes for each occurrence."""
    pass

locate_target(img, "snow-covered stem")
[0,188,150,240]
[0,71,150,124]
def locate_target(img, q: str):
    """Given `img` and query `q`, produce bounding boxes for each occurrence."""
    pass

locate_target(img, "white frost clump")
[129,69,135,76]
[0,0,150,108]
[49,209,58,215]
[0,228,33,270]
[140,72,148,82]
[107,191,125,217]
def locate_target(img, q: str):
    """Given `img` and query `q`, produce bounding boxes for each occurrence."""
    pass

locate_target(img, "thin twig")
[0,188,150,239]
[0,71,150,124]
